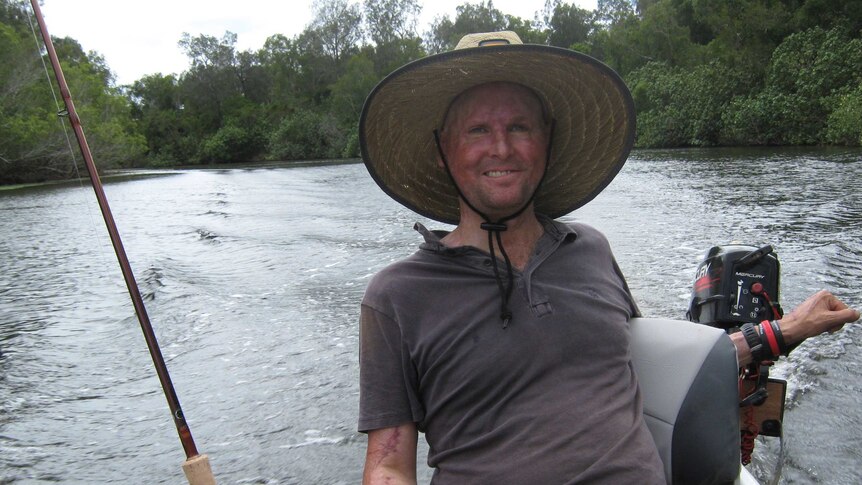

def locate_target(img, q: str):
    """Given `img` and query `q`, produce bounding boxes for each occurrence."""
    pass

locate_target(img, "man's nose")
[489,130,512,158]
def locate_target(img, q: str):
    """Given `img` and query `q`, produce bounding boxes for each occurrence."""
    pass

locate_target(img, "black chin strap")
[433,122,555,328]
[481,222,515,327]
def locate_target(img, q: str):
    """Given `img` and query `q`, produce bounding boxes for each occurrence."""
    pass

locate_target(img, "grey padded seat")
[630,318,741,485]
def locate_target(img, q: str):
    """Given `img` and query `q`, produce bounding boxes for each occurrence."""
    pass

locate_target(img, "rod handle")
[182,454,216,485]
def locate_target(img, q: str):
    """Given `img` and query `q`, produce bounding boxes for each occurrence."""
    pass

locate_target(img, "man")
[357,32,859,484]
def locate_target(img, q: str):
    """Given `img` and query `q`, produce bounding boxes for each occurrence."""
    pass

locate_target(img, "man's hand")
[779,290,860,346]
[732,290,859,366]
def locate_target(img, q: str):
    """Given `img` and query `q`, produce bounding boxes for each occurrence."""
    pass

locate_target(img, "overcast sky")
[37,0,597,85]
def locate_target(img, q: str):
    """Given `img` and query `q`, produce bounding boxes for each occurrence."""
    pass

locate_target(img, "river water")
[1,148,860,484]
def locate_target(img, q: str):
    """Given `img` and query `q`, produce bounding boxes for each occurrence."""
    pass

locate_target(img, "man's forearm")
[363,424,418,485]
[731,290,860,368]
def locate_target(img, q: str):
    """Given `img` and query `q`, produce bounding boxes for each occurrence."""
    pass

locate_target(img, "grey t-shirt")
[359,218,665,484]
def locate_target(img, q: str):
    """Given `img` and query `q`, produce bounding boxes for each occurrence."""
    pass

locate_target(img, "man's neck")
[441,209,545,270]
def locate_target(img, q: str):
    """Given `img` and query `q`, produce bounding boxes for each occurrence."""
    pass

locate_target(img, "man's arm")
[363,423,418,485]
[732,289,860,367]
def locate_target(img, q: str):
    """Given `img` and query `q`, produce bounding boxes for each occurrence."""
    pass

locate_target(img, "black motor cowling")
[687,245,782,329]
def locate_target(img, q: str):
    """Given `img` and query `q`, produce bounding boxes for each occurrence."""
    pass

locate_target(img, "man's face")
[439,82,550,222]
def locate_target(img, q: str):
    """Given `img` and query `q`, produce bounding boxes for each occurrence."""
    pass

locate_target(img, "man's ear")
[435,133,446,170]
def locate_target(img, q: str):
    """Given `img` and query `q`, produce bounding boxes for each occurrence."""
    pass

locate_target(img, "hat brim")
[359,44,635,225]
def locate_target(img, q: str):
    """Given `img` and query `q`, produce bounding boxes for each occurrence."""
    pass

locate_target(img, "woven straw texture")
[359,44,635,225]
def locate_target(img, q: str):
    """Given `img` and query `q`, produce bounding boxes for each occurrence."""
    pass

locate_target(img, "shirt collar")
[414,214,578,253]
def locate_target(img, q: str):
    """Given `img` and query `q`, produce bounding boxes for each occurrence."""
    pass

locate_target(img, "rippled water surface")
[1,148,861,484]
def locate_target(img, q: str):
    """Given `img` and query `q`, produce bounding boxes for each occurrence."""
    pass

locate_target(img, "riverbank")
[0,159,361,190]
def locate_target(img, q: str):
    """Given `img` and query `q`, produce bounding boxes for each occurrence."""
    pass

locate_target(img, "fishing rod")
[28,2,216,483]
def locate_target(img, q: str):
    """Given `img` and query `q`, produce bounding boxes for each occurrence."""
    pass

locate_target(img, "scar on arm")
[369,427,403,467]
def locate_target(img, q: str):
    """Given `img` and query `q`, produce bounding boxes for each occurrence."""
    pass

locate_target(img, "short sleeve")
[358,303,423,432]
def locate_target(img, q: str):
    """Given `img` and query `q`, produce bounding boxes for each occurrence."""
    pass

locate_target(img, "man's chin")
[473,200,536,222]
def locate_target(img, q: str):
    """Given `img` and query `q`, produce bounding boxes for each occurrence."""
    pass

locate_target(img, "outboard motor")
[687,245,787,466]
[687,244,782,328]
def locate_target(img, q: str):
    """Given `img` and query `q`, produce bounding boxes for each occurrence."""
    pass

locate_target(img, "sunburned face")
[439,82,550,222]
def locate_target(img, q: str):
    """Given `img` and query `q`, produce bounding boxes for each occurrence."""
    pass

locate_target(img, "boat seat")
[630,317,741,485]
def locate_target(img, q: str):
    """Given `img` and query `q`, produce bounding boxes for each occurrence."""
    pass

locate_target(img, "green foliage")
[293,29,342,105]
[342,129,360,158]
[129,74,197,163]
[197,97,268,164]
[598,0,699,76]
[767,27,862,100]
[0,16,72,183]
[364,0,421,47]
[75,94,147,168]
[199,125,259,163]
[268,109,347,160]
[370,37,424,76]
[686,0,793,76]
[503,15,544,45]
[825,83,862,146]
[545,2,593,48]
[329,53,378,125]
[311,0,363,63]
[0,3,145,183]
[363,0,425,74]
[426,1,511,53]
[793,0,862,33]
[630,61,744,147]
[6,0,862,185]
[626,4,862,148]
[177,32,245,136]
[595,0,635,26]
[257,34,302,112]
[721,90,822,145]
[0,0,30,33]
[56,42,147,166]
[718,26,862,146]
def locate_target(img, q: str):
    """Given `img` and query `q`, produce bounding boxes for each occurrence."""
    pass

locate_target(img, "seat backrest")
[629,317,741,485]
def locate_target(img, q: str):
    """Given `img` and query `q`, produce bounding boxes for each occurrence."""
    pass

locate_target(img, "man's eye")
[468,126,487,134]
[510,124,528,132]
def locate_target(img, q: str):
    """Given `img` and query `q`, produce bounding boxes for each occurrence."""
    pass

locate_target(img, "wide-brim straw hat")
[359,31,636,225]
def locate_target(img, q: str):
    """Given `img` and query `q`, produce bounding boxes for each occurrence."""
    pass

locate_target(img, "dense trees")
[589,0,862,147]
[2,0,861,184]
[1,1,145,183]
[631,14,862,147]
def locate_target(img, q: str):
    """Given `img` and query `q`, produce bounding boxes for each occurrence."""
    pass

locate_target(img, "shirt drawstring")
[482,223,515,327]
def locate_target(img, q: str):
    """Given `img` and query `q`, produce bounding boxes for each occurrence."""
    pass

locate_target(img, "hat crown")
[455,31,523,50]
